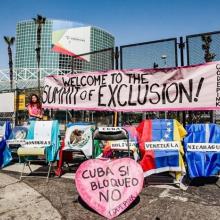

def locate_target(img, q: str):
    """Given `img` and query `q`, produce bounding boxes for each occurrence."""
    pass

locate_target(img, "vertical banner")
[42,62,220,112]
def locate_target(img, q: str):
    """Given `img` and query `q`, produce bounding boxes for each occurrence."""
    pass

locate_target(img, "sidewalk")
[0,173,62,220]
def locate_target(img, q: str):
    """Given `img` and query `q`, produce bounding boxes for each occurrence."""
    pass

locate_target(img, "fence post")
[114,47,119,127]
[179,37,186,126]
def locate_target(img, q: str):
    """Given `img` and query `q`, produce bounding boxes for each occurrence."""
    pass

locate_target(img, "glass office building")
[15,19,115,72]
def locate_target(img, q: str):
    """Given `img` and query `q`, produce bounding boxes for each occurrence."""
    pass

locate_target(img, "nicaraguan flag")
[137,119,186,178]
[184,124,220,178]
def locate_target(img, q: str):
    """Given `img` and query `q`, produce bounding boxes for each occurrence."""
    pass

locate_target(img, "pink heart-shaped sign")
[75,158,144,219]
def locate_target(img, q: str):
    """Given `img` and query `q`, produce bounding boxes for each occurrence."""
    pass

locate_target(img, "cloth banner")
[0,121,12,168]
[43,62,220,112]
[184,124,220,178]
[64,122,95,158]
[137,119,186,178]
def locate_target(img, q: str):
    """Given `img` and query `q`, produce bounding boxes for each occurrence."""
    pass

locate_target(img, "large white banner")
[0,92,15,113]
[42,62,220,112]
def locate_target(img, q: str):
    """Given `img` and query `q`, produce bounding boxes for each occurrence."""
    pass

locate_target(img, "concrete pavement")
[1,163,220,220]
[0,173,62,220]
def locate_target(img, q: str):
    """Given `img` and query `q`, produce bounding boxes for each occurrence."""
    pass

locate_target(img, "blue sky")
[0,0,220,68]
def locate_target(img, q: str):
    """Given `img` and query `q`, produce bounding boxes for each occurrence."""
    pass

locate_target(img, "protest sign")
[187,143,220,151]
[42,62,220,112]
[23,140,51,148]
[145,141,181,150]
[75,158,144,219]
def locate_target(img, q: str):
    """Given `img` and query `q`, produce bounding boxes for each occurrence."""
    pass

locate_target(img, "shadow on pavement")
[190,176,219,186]
[77,195,140,217]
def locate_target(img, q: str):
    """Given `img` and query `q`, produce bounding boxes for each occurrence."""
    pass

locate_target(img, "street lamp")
[161,54,167,67]
[161,54,168,119]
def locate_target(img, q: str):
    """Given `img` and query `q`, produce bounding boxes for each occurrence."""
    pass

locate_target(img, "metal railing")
[0,68,73,91]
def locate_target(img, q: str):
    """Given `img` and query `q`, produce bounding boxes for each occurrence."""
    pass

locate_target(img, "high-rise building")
[15,19,115,73]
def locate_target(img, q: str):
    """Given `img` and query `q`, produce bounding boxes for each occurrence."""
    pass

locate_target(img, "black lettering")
[149,83,160,104]
[90,182,97,190]
[98,85,107,106]
[89,169,96,178]
[62,77,71,86]
[80,90,87,100]
[117,84,127,106]
[42,85,49,103]
[106,167,114,176]
[162,83,167,104]
[124,178,131,187]
[97,167,105,177]
[137,84,148,105]
[118,166,127,176]
[179,79,193,103]
[166,83,179,103]
[99,190,109,202]
[111,189,121,201]
[103,179,109,187]
[141,74,149,84]
[82,170,89,179]
[132,178,139,186]
[108,85,118,107]
[80,76,87,86]
[128,85,137,106]
[111,178,119,187]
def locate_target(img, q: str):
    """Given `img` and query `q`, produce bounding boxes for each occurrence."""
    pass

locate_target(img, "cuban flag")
[0,121,12,168]
[184,124,220,178]
[137,119,186,178]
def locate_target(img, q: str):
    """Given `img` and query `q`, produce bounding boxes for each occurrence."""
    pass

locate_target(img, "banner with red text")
[42,62,220,112]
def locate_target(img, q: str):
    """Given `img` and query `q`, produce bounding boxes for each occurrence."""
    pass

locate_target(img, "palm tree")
[32,14,46,95]
[201,35,216,62]
[4,36,15,90]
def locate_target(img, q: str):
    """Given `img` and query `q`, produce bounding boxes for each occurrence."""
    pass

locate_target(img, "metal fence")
[1,32,220,126]
[120,38,178,69]
[186,31,220,65]
[0,48,115,126]
[186,31,220,123]
[119,38,179,125]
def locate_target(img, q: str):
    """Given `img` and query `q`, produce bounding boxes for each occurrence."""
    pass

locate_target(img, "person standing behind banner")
[27,94,43,121]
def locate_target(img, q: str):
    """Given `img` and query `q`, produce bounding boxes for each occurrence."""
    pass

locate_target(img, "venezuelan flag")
[137,119,186,178]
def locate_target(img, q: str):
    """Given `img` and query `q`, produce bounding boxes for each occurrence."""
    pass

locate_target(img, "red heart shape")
[75,158,144,219]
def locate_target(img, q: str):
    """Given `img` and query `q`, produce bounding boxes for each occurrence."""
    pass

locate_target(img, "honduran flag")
[24,120,60,162]
[184,124,220,178]
[137,119,186,178]
[0,121,12,168]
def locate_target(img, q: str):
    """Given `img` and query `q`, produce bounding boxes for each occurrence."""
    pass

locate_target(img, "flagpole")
[114,112,118,127]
